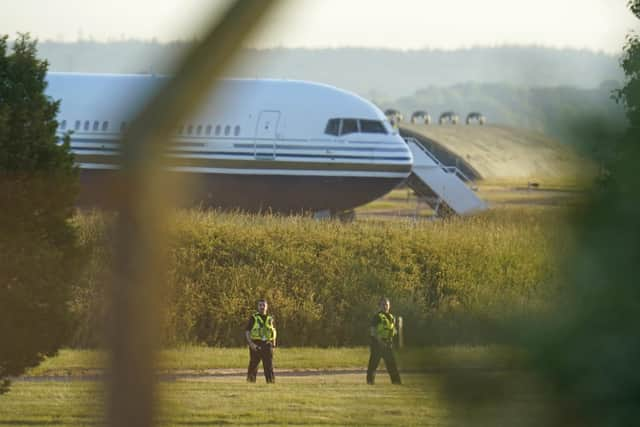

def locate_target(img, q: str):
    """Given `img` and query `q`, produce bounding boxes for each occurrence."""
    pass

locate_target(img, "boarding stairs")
[404,137,487,216]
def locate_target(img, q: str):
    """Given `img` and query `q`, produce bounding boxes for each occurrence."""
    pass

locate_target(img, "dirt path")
[14,366,514,382]
[14,368,366,382]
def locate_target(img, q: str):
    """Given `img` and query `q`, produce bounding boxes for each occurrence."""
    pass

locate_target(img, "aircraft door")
[254,110,280,160]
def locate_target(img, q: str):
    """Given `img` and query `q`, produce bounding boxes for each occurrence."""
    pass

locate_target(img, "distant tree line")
[36,42,622,97]
[388,81,627,162]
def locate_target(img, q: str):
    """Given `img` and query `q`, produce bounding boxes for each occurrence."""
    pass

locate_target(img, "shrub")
[71,208,566,348]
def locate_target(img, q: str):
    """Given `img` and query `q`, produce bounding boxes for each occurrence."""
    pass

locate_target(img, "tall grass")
[69,208,568,348]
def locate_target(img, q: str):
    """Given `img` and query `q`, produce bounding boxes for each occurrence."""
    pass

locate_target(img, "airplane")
[46,72,413,215]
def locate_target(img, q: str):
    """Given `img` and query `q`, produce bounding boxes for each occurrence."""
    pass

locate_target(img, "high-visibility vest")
[375,312,396,341]
[250,313,276,342]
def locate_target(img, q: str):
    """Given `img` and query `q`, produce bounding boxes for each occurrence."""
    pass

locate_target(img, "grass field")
[356,183,586,219]
[6,200,572,425]
[355,188,435,217]
[1,373,554,426]
[0,346,560,426]
[1,184,575,425]
[0,375,447,426]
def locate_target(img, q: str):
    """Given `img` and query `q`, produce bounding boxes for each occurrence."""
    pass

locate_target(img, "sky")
[0,0,637,53]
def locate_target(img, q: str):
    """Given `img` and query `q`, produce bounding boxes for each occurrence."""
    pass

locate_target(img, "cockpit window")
[360,120,387,134]
[324,118,388,136]
[325,118,340,136]
[341,119,358,135]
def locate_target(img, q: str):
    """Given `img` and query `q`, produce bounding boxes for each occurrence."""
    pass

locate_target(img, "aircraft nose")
[400,136,414,165]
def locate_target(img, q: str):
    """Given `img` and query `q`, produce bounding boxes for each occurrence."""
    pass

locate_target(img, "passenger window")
[75,120,81,130]
[93,121,99,131]
[102,121,109,132]
[84,121,90,131]
[234,125,240,136]
[325,118,340,136]
[224,125,230,136]
[187,125,193,135]
[60,120,67,130]
[205,125,212,135]
[215,125,221,136]
[360,120,387,134]
[196,125,202,135]
[341,119,358,136]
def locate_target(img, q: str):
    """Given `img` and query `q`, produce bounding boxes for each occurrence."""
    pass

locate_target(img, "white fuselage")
[46,73,413,212]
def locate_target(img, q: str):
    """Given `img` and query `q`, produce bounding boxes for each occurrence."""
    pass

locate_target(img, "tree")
[0,34,80,394]
[619,1,640,130]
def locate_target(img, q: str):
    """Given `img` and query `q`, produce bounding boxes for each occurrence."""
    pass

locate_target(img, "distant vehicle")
[438,111,459,125]
[384,108,404,126]
[46,73,413,214]
[410,110,431,125]
[466,112,486,125]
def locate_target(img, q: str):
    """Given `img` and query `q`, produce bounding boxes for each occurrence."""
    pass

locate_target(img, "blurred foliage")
[0,34,80,394]
[631,0,640,20]
[69,208,566,348]
[441,3,640,426]
[619,1,640,130]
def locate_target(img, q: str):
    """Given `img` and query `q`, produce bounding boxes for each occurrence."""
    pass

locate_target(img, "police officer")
[245,299,277,383]
[366,297,402,385]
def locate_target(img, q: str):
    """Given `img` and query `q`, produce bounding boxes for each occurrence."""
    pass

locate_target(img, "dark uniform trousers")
[366,339,401,384]
[247,341,275,383]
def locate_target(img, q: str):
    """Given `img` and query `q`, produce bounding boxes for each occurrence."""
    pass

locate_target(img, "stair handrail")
[404,137,475,185]
[404,137,442,166]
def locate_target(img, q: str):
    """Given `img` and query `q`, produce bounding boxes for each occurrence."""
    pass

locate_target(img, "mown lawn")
[1,346,560,426]
[0,373,555,426]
